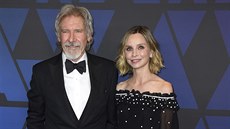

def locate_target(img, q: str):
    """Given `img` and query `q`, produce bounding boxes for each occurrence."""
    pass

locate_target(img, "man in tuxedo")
[26,4,118,129]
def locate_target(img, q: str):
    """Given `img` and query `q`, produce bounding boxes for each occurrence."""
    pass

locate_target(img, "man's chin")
[65,53,81,61]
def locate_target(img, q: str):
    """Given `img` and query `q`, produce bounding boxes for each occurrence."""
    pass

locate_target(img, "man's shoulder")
[87,53,115,65]
[34,53,61,68]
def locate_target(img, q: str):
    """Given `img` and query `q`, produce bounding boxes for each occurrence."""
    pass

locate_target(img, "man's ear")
[87,36,92,43]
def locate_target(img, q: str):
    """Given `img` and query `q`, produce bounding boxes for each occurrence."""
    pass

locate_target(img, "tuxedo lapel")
[79,53,103,123]
[49,54,80,125]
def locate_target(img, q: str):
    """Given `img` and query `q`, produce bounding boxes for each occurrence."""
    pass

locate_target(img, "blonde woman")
[116,25,179,129]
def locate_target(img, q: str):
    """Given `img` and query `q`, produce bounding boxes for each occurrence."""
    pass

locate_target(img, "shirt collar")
[62,52,88,66]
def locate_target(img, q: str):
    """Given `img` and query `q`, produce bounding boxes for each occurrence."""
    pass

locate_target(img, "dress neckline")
[116,89,176,97]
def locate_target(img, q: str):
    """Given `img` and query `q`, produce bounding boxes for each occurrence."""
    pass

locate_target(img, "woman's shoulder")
[116,80,129,90]
[160,80,173,94]
[147,75,174,94]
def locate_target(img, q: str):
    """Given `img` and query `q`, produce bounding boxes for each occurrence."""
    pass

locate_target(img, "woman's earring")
[150,53,153,58]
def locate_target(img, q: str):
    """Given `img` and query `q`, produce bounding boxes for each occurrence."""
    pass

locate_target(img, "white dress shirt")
[62,52,91,119]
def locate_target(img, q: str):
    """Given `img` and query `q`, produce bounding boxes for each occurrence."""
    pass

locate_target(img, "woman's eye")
[126,47,132,51]
[138,46,145,49]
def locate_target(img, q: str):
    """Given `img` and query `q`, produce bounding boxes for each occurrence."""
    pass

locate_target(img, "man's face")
[59,15,89,61]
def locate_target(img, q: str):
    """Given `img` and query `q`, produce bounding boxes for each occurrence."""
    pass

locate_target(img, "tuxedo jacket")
[26,52,118,129]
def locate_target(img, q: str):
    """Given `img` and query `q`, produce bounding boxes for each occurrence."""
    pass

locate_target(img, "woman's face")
[124,33,152,70]
[59,15,89,61]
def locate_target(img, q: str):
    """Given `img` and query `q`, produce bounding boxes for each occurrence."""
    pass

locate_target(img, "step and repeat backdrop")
[0,0,230,129]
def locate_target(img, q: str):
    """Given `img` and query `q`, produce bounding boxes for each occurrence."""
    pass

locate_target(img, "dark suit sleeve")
[26,65,45,129]
[106,65,118,129]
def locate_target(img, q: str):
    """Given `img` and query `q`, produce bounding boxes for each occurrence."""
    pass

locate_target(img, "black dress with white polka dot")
[115,89,180,129]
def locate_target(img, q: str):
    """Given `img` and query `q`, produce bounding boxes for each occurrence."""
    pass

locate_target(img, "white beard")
[62,42,82,60]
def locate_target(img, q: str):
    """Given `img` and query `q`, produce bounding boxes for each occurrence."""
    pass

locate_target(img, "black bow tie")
[65,59,86,74]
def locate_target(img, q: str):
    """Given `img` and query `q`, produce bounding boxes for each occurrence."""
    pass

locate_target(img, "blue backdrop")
[0,0,230,129]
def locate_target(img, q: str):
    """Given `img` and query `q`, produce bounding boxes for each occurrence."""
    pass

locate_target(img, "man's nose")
[68,32,75,42]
